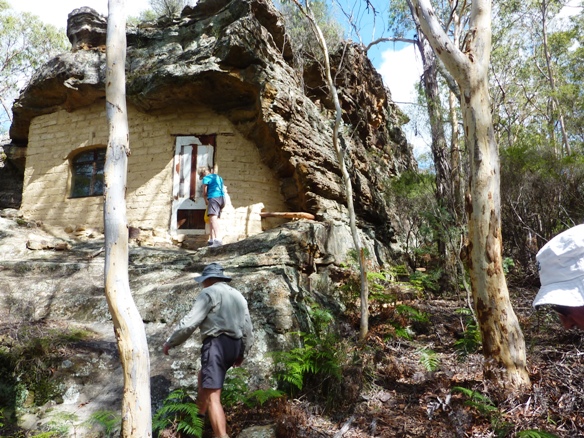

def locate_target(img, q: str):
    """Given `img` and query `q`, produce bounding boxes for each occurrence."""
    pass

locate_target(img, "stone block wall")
[21,102,288,242]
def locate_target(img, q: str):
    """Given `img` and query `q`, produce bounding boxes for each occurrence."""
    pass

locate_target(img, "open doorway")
[170,135,216,235]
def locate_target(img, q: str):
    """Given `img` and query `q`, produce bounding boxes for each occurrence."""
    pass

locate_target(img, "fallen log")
[259,212,315,220]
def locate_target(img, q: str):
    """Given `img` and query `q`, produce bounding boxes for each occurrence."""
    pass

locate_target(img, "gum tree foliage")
[0,0,67,135]
[276,0,344,74]
[387,0,467,291]
[104,0,152,435]
[490,1,584,272]
[490,0,578,157]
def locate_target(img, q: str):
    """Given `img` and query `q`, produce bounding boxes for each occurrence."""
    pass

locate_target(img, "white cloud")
[377,44,422,106]
[377,44,429,161]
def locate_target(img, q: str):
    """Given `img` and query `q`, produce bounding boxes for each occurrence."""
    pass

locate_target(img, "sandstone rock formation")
[0,210,361,435]
[6,0,415,245]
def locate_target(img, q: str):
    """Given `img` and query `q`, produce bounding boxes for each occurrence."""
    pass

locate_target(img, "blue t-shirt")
[202,173,224,199]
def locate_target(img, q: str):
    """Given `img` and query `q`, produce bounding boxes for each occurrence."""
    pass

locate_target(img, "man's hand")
[163,343,171,356]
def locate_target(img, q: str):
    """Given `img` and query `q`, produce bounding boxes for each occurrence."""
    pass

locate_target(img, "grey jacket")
[165,282,254,356]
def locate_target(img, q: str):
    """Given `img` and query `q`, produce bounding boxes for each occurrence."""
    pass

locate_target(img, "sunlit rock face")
[9,0,415,244]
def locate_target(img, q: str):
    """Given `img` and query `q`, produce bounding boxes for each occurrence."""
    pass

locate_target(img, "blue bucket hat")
[195,262,232,283]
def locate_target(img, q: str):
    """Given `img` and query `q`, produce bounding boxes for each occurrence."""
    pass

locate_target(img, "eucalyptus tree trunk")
[416,33,459,288]
[448,0,465,221]
[411,0,530,392]
[540,0,571,156]
[104,0,152,435]
[291,0,369,340]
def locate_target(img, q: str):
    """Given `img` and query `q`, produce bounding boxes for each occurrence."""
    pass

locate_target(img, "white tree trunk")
[412,0,530,391]
[105,0,152,435]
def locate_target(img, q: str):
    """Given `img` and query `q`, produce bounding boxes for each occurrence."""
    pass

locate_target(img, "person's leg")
[200,387,227,437]
[198,336,240,437]
[196,370,208,414]
[209,214,219,242]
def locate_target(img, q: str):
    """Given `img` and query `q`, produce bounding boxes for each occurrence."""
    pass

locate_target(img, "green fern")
[244,389,284,407]
[152,388,203,438]
[396,304,429,323]
[222,367,249,407]
[417,348,440,372]
[452,386,497,416]
[273,307,342,393]
[454,308,482,358]
[87,410,121,437]
[392,325,414,340]
[516,430,560,438]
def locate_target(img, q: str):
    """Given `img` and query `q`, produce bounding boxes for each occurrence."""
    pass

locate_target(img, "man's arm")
[163,293,212,354]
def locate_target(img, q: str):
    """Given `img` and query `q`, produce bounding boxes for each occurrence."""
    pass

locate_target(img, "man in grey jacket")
[163,263,253,438]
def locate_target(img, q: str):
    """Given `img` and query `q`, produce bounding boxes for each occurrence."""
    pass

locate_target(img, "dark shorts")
[200,334,243,389]
[207,197,225,218]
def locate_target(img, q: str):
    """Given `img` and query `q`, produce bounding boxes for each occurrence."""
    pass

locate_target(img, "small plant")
[502,257,515,274]
[396,304,429,324]
[273,306,343,395]
[453,308,481,358]
[222,367,249,408]
[417,347,440,372]
[452,386,513,436]
[152,388,203,438]
[87,410,121,437]
[244,388,284,407]
[42,412,78,437]
[516,430,560,438]
[222,367,284,409]
[409,269,441,292]
[452,386,497,416]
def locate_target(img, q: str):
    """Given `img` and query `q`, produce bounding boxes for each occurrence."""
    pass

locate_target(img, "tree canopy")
[0,1,67,137]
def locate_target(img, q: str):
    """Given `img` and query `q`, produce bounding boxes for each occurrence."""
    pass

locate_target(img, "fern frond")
[417,348,439,372]
[516,430,560,438]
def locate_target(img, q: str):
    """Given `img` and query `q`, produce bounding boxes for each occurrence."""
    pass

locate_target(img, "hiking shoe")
[211,239,222,247]
[207,240,213,246]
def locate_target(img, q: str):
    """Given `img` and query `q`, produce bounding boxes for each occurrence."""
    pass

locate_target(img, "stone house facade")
[22,101,287,243]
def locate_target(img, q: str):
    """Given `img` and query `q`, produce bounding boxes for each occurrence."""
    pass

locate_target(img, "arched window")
[70,148,106,198]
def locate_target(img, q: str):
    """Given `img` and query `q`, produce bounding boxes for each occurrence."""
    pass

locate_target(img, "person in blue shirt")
[200,166,226,246]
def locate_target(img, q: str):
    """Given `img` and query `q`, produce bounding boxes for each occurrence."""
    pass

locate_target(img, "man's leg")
[197,386,227,437]
[196,370,208,414]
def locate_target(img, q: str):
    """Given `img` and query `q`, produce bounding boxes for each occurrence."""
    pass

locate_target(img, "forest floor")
[222,287,584,438]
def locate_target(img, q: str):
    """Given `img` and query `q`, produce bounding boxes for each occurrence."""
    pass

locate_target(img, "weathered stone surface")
[0,211,384,434]
[237,424,277,438]
[7,0,415,245]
